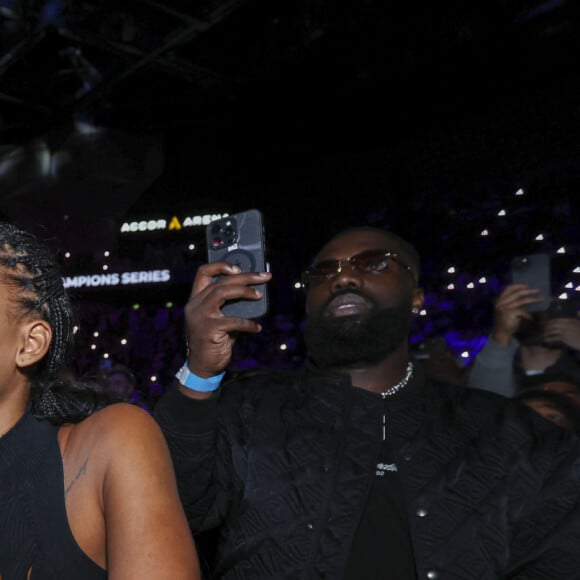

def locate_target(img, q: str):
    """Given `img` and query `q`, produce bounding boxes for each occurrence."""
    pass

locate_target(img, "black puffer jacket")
[155,365,580,580]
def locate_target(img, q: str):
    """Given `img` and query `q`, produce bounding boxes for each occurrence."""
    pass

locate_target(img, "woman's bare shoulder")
[67,403,164,452]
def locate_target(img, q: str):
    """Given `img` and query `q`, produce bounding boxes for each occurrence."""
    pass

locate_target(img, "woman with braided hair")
[0,222,200,579]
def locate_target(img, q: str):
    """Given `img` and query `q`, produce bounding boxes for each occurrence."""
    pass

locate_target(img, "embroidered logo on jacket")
[376,462,397,476]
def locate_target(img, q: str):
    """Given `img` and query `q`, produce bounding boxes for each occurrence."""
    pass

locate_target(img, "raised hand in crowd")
[543,316,580,350]
[489,282,544,346]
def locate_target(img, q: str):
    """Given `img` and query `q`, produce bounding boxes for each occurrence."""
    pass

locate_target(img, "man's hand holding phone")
[543,316,580,351]
[491,283,545,346]
[180,261,271,399]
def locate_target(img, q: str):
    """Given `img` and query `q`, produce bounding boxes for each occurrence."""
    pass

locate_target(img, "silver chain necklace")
[380,361,414,441]
[380,361,414,398]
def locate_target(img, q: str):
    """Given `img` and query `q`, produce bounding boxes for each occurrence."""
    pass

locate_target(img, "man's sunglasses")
[301,249,415,288]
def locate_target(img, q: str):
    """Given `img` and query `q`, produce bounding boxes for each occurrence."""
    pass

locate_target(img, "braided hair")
[0,222,119,424]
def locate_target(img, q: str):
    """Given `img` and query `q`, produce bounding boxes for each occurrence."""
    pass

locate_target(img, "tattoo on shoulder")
[65,458,89,496]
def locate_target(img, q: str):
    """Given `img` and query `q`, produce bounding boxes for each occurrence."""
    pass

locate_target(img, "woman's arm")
[98,404,201,579]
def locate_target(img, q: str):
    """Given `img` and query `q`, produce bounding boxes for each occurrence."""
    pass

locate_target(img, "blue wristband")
[175,363,225,392]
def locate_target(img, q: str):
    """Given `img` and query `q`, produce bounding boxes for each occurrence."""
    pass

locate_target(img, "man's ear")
[15,320,52,369]
[412,287,425,312]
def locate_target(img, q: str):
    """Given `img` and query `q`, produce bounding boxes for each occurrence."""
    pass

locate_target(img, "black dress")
[0,409,107,579]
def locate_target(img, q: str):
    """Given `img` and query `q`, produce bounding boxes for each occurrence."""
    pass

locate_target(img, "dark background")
[2,0,579,240]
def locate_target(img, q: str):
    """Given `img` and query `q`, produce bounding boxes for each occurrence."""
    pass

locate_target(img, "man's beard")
[304,296,413,369]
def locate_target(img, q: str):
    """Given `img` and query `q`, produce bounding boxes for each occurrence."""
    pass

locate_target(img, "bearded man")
[155,225,580,580]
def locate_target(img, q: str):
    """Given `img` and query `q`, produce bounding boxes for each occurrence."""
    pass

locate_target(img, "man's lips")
[324,293,372,317]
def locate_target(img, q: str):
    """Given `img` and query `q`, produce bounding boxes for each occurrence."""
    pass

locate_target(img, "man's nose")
[329,265,363,289]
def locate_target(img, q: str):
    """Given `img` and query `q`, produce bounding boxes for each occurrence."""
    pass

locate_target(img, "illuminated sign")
[63,269,171,289]
[119,213,229,235]
[120,219,167,233]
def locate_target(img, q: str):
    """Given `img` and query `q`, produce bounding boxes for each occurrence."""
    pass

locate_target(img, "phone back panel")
[510,253,551,312]
[206,209,268,318]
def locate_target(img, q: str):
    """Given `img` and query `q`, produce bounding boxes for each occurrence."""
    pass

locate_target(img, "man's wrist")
[491,330,513,347]
[175,363,225,392]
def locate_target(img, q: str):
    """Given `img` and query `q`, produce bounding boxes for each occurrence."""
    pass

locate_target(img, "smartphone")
[206,209,269,318]
[510,253,551,312]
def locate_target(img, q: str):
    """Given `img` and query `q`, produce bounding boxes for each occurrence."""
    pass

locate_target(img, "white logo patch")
[376,462,398,476]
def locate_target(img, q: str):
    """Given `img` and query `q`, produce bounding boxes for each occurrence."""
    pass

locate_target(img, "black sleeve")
[506,418,580,579]
[154,383,232,532]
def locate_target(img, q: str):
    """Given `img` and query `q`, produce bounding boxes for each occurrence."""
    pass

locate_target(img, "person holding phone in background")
[466,279,580,398]
[0,222,200,579]
[155,224,580,579]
